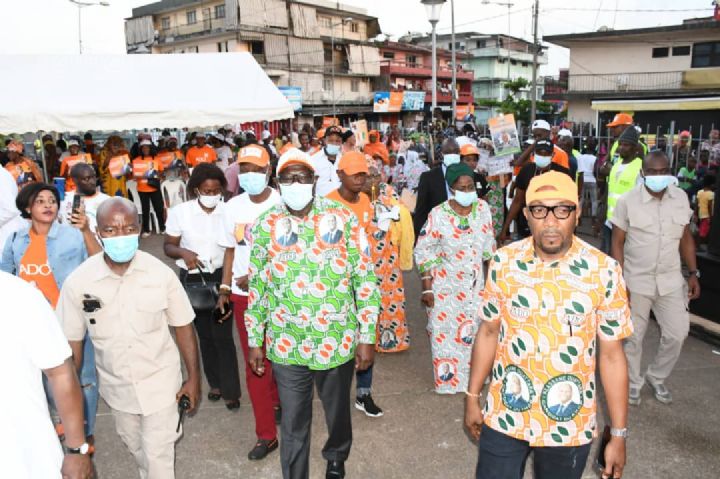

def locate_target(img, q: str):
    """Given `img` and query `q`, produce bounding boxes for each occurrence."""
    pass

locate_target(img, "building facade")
[125,0,382,119]
[545,18,720,133]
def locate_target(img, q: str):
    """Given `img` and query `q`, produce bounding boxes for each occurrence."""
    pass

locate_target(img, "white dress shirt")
[311,148,342,197]
[165,199,226,272]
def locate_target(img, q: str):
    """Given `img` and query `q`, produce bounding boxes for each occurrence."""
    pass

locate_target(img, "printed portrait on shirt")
[319,213,344,245]
[541,375,583,422]
[436,360,457,383]
[501,366,534,412]
[274,217,298,247]
[380,328,397,350]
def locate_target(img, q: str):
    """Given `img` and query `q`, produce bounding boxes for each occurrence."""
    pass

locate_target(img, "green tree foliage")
[478,78,553,124]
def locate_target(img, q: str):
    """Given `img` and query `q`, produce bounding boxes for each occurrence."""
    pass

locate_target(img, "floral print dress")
[415,200,496,394]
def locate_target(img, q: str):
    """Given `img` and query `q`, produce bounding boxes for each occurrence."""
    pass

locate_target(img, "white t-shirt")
[311,149,342,197]
[0,271,71,479]
[59,191,111,233]
[0,167,23,248]
[215,145,234,171]
[165,199,226,273]
[576,154,597,183]
[219,188,281,295]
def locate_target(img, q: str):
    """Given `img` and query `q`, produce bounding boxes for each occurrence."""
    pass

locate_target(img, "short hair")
[703,174,716,188]
[186,163,227,198]
[70,162,95,179]
[643,149,669,167]
[16,183,60,219]
[83,132,93,140]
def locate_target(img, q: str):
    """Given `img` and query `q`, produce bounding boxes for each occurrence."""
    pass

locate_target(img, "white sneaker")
[646,377,672,404]
[141,232,151,239]
[629,386,642,406]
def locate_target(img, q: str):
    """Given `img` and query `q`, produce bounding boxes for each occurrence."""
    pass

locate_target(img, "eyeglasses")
[277,174,314,185]
[528,205,576,220]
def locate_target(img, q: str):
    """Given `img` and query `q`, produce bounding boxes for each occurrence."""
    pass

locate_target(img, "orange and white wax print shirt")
[479,236,632,447]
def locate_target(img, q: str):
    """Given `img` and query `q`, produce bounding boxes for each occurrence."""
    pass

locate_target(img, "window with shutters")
[186,10,196,25]
[161,17,170,30]
[215,4,225,19]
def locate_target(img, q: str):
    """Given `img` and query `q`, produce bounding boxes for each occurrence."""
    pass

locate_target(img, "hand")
[464,397,484,441]
[70,204,90,233]
[234,275,249,292]
[601,436,626,478]
[176,377,200,413]
[421,291,434,308]
[497,232,510,245]
[248,347,266,376]
[215,294,233,322]
[181,250,203,271]
[688,275,701,300]
[61,454,93,479]
[355,343,375,371]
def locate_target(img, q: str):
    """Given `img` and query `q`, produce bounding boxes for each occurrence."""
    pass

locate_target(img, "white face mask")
[280,183,314,211]
[198,194,222,209]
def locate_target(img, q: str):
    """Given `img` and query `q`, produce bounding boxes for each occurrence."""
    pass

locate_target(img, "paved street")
[92,230,720,479]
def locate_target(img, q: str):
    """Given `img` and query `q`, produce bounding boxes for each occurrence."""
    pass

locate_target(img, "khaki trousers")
[112,403,181,479]
[624,286,689,389]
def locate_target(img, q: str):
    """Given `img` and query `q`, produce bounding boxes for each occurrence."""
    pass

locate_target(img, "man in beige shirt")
[611,150,700,407]
[57,198,200,479]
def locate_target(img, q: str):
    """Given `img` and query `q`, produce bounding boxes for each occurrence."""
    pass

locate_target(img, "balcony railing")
[567,71,683,93]
[381,60,474,78]
[157,17,223,43]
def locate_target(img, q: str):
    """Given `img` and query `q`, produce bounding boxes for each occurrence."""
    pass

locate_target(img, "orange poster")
[388,92,404,112]
[108,154,131,178]
[322,117,340,128]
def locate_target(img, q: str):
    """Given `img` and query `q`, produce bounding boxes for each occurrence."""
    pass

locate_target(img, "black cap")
[341,129,355,142]
[618,126,639,146]
[534,139,554,154]
[325,126,343,139]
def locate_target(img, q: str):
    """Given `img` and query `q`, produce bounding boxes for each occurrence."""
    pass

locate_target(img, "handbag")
[181,268,218,312]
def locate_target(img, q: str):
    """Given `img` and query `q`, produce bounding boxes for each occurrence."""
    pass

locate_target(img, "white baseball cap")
[67,139,80,147]
[277,148,315,174]
[139,139,152,146]
[262,130,272,140]
[558,128,573,138]
[531,119,551,131]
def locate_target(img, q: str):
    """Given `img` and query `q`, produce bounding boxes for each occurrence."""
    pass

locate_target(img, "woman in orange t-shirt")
[5,140,42,189]
[132,140,166,237]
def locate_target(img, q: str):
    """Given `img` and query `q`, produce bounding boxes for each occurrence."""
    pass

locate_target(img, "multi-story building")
[125,0,382,121]
[372,41,474,125]
[407,32,547,122]
[544,18,720,133]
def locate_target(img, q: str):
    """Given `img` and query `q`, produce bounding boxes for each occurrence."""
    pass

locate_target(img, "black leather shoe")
[225,399,240,411]
[326,460,345,479]
[207,391,222,401]
[248,438,278,460]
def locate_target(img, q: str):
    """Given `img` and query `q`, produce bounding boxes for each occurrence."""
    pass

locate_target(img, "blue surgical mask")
[443,153,461,167]
[100,234,139,263]
[535,154,552,169]
[238,172,268,196]
[453,190,478,207]
[325,144,341,156]
[644,174,674,193]
[280,183,314,211]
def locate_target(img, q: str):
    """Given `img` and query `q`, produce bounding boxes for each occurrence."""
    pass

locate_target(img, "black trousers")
[181,269,241,401]
[138,190,166,233]
[272,359,355,479]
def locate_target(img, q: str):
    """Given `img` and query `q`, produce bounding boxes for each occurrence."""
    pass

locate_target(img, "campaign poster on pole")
[322,117,339,128]
[351,119,369,147]
[388,92,404,112]
[488,114,521,157]
[486,154,514,177]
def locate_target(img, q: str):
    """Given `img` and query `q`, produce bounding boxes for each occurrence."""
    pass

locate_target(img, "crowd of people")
[0,112,714,479]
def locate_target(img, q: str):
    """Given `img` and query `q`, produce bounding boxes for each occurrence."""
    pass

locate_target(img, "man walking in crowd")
[312,125,344,197]
[512,119,569,170]
[606,113,647,162]
[59,139,93,193]
[186,132,217,167]
[413,138,461,239]
[499,139,571,242]
[218,144,282,460]
[58,198,201,479]
[557,129,578,181]
[602,126,643,254]
[1,271,92,479]
[326,151,384,417]
[245,149,380,479]
[61,163,110,232]
[465,171,632,479]
[577,145,598,222]
[673,130,693,170]
[611,150,700,406]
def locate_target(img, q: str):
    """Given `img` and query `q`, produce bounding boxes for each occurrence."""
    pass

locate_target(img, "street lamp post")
[330,17,353,119]
[68,0,110,54]
[421,0,446,118]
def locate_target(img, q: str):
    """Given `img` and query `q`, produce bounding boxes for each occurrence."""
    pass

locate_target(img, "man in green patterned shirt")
[245,148,380,479]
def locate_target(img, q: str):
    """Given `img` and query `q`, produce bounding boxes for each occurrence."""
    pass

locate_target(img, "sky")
[1,0,715,76]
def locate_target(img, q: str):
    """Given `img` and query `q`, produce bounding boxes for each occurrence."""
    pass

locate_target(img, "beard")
[536,229,569,256]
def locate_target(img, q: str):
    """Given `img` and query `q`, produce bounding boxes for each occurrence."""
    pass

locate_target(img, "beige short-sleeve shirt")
[57,251,195,415]
[610,184,692,296]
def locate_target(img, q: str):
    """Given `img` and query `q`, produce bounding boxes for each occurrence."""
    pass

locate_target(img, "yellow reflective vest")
[607,157,643,221]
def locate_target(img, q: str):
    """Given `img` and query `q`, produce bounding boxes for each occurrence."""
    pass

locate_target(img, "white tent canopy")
[0,53,294,134]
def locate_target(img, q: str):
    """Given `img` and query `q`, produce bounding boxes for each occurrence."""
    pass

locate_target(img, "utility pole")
[530,0,539,121]
[450,0,457,123]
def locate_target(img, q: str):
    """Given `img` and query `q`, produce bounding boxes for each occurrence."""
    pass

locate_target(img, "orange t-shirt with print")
[186,145,217,167]
[479,237,632,447]
[60,153,93,192]
[326,189,373,230]
[156,150,184,169]
[19,230,60,308]
[6,158,43,189]
[132,156,163,193]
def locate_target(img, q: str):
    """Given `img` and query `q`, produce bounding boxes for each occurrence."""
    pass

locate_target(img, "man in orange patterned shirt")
[464,171,633,479]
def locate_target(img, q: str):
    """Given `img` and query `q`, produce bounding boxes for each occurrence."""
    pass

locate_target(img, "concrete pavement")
[91,232,720,479]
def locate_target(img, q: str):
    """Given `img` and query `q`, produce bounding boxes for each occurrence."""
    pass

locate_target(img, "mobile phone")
[72,194,82,214]
[595,425,612,472]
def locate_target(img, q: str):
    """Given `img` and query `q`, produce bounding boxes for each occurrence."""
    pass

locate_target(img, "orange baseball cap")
[277,148,315,173]
[337,151,369,175]
[460,144,480,156]
[317,128,326,139]
[237,144,270,167]
[606,113,633,127]
[526,171,578,207]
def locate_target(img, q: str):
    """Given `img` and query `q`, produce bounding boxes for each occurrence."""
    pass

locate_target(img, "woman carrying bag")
[164,163,241,410]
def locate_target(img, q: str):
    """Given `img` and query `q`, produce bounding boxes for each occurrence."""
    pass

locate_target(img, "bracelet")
[219,284,232,292]
[464,390,482,399]
[421,290,434,295]
[421,275,432,280]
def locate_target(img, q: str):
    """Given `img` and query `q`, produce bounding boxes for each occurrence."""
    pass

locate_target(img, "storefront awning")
[591,97,720,112]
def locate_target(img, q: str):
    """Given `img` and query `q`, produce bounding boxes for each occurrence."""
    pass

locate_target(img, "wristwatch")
[65,442,90,455]
[610,427,628,438]
[688,270,701,278]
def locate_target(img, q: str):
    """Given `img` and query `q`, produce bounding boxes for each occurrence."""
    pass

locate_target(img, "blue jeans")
[356,364,373,397]
[475,424,591,479]
[45,332,98,437]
